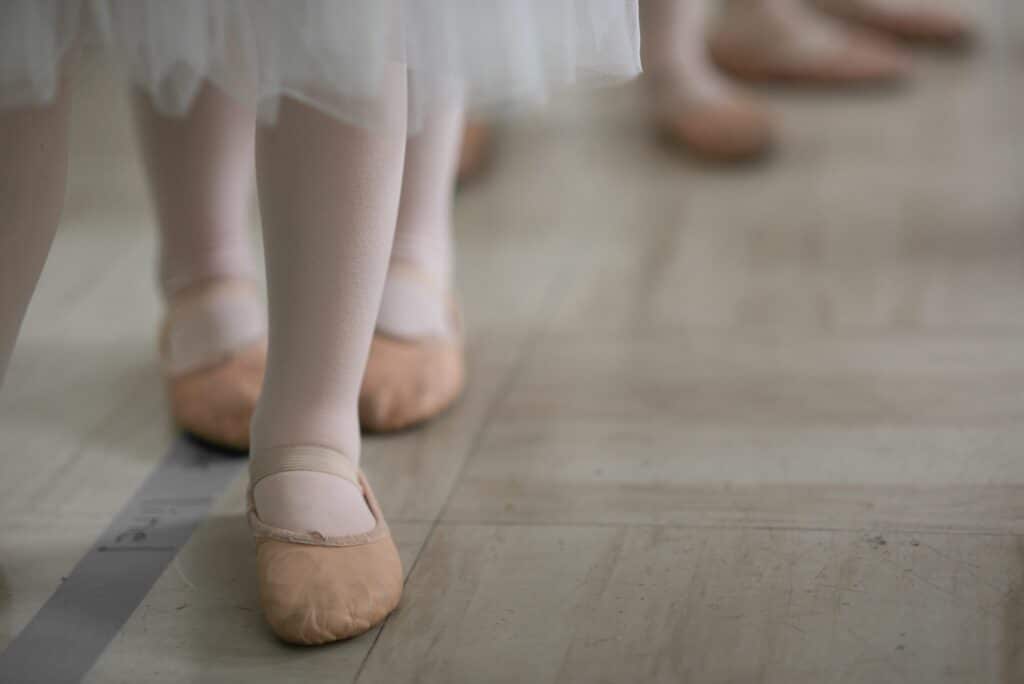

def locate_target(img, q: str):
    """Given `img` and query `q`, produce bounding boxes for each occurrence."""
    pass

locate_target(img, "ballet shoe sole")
[359,332,465,433]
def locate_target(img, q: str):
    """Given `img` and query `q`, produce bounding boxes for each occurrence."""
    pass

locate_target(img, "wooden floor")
[3,2,1024,682]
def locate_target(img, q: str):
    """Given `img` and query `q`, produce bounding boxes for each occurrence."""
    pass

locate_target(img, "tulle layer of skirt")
[0,1,642,126]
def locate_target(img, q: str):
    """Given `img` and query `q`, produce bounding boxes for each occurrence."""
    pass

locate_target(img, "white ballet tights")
[133,85,258,298]
[1,70,411,538]
[250,70,408,538]
[376,103,464,340]
[640,0,731,109]
[0,78,70,385]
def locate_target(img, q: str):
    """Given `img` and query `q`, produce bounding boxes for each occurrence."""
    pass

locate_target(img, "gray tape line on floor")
[0,437,246,684]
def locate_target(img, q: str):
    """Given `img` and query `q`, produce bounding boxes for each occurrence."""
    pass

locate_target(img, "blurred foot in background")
[811,0,974,48]
[456,1,975,171]
[457,121,493,185]
[641,0,776,162]
[710,0,912,86]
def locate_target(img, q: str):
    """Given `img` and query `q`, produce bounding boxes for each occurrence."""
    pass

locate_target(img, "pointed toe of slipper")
[249,458,402,646]
[359,333,465,433]
[662,98,776,162]
[167,341,266,450]
[256,535,403,645]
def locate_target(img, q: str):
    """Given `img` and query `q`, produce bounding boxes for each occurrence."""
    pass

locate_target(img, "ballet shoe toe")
[359,333,465,432]
[662,98,775,161]
[256,536,403,645]
[168,341,265,450]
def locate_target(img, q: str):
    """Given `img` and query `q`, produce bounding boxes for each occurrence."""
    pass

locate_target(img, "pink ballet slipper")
[160,278,266,449]
[248,446,403,645]
[359,262,465,433]
[654,86,776,162]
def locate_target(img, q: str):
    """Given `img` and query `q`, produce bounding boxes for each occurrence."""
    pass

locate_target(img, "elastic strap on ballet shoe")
[248,445,360,489]
[386,258,444,294]
[247,446,389,547]
[160,279,266,376]
[376,258,462,343]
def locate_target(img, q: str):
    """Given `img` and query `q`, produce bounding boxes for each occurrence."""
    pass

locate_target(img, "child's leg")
[248,75,407,646]
[360,102,467,432]
[640,0,775,161]
[133,85,266,449]
[251,77,407,538]
[0,81,71,384]
[133,84,257,296]
[379,104,462,338]
[642,0,729,106]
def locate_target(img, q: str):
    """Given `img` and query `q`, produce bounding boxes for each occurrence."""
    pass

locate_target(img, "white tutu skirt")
[0,1,641,126]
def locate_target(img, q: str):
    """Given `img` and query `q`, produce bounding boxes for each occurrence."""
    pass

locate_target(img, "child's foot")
[249,445,402,644]
[160,278,266,449]
[711,0,912,86]
[360,260,465,432]
[648,67,775,162]
[457,122,492,185]
[812,0,974,47]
